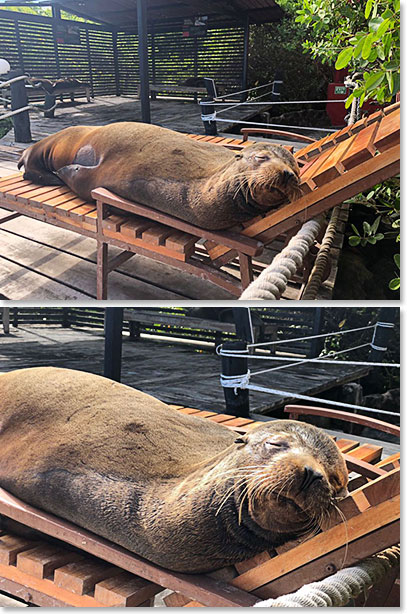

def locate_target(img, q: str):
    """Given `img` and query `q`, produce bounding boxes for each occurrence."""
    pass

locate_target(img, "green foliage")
[348,216,384,247]
[248,17,332,104]
[389,254,400,291]
[294,0,400,105]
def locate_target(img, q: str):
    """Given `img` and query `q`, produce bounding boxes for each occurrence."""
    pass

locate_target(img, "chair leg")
[239,253,254,290]
[97,241,108,300]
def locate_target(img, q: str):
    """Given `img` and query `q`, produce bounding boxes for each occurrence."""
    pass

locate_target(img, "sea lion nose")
[282,169,295,186]
[301,466,323,491]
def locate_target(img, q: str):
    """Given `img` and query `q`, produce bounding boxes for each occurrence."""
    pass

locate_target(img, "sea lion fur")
[17,123,301,230]
[0,367,348,572]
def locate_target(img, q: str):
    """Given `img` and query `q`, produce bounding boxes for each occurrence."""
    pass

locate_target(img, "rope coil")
[254,545,400,607]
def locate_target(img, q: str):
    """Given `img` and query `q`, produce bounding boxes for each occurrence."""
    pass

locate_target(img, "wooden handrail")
[240,127,316,144]
[284,405,400,437]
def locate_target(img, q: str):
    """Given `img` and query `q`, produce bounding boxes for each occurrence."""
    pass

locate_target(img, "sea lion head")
[226,420,348,537]
[231,143,301,212]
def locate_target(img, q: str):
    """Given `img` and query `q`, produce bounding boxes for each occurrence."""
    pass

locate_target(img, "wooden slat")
[141,224,173,246]
[374,109,400,152]
[340,121,379,170]
[54,560,122,595]
[346,443,382,464]
[0,560,108,607]
[0,534,37,565]
[94,571,161,606]
[120,216,152,238]
[335,438,359,454]
[102,214,127,232]
[351,468,399,508]
[165,230,197,254]
[311,134,357,187]
[17,545,82,579]
[53,198,88,215]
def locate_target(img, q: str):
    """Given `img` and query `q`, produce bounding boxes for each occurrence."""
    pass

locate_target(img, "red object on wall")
[326,72,383,127]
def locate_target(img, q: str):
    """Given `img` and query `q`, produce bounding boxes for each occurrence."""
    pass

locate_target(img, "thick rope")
[254,545,400,607]
[239,215,325,300]
[301,205,343,299]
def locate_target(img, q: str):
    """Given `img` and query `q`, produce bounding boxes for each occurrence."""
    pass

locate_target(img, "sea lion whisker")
[331,502,349,569]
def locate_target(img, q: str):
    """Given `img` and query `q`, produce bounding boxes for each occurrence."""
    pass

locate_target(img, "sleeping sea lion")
[0,367,348,573]
[17,123,301,230]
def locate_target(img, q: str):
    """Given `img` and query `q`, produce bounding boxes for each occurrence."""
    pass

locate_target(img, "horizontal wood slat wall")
[0,10,244,98]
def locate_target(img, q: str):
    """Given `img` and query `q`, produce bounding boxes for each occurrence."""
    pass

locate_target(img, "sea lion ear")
[234,435,248,445]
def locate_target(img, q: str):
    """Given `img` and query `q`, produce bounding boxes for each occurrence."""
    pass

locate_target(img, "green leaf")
[359,91,366,107]
[377,45,385,60]
[365,71,385,91]
[394,0,400,12]
[353,36,366,59]
[369,16,384,32]
[362,33,374,59]
[371,216,381,234]
[383,32,392,56]
[389,278,400,290]
[366,191,375,200]
[376,18,391,38]
[386,71,394,93]
[394,254,400,269]
[367,236,377,244]
[349,235,361,246]
[351,224,360,236]
[365,0,373,18]
[335,47,354,69]
[345,92,355,108]
[363,221,371,235]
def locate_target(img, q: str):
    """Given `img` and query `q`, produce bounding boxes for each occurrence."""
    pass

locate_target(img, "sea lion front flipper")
[56,163,98,201]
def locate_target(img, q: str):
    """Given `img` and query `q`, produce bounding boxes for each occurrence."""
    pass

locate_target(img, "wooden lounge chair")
[0,103,399,299]
[0,404,399,607]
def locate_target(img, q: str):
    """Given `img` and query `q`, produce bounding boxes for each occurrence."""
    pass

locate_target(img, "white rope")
[202,99,348,107]
[218,354,400,368]
[0,74,29,88]
[242,383,399,417]
[217,87,275,116]
[239,216,324,300]
[214,80,275,100]
[201,112,216,121]
[254,545,400,608]
[250,343,371,377]
[212,117,336,132]
[220,371,251,395]
[246,324,376,349]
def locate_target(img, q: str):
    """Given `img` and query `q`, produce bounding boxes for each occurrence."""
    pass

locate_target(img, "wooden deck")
[0,324,372,416]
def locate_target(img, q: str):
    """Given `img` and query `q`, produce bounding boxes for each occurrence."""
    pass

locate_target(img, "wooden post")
[137,0,151,123]
[104,308,124,382]
[12,308,18,328]
[271,69,283,102]
[370,308,398,362]
[62,307,70,328]
[232,307,254,343]
[221,340,250,417]
[85,29,95,98]
[44,92,56,118]
[2,308,10,335]
[9,69,31,143]
[202,78,218,135]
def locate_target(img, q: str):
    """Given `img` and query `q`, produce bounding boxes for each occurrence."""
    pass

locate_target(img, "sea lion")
[17,123,301,230]
[0,367,348,573]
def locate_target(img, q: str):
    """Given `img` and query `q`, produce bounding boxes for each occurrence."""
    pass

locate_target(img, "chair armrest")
[240,128,316,144]
[91,187,264,257]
